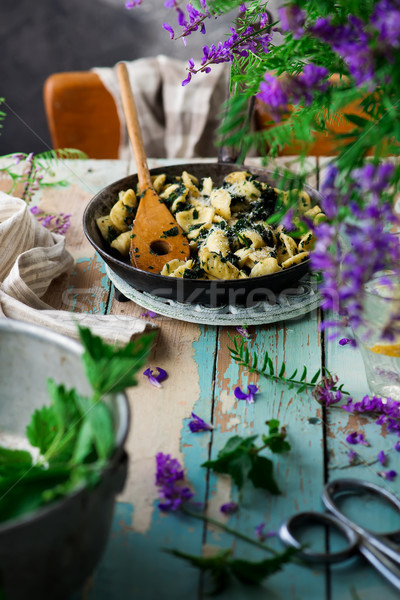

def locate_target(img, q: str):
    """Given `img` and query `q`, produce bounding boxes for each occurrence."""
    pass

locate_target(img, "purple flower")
[236,326,250,339]
[281,207,295,231]
[378,469,397,481]
[378,450,387,465]
[155,452,194,511]
[125,0,144,7]
[188,412,213,433]
[141,310,158,318]
[346,431,369,446]
[371,0,400,48]
[220,502,238,515]
[339,337,357,347]
[257,64,328,122]
[143,367,168,388]
[255,522,276,542]
[278,4,306,39]
[394,441,400,452]
[342,396,400,436]
[312,374,343,406]
[234,384,258,404]
[311,163,400,330]
[310,15,375,87]
[162,22,175,39]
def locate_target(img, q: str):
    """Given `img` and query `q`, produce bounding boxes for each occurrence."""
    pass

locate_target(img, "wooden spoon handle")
[116,61,152,191]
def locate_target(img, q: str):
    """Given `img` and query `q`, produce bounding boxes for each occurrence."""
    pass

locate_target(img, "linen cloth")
[93,56,230,159]
[0,192,153,344]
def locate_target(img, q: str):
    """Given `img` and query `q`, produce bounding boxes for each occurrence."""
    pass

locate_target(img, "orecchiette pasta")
[97,170,324,280]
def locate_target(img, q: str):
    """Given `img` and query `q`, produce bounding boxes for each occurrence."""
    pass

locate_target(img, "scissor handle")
[279,511,359,563]
[322,478,400,565]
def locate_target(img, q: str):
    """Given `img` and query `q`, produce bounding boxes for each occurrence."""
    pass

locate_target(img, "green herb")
[0,326,155,524]
[202,423,288,494]
[228,334,349,395]
[157,421,296,595]
[162,226,179,237]
[166,547,296,595]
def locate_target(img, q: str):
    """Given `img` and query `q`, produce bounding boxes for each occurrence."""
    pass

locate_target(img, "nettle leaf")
[166,548,232,595]
[73,394,115,462]
[26,405,58,455]
[230,548,298,585]
[71,419,94,464]
[44,382,83,463]
[261,420,291,455]
[0,466,70,523]
[0,446,32,468]
[79,326,155,395]
[202,435,258,490]
[248,456,281,494]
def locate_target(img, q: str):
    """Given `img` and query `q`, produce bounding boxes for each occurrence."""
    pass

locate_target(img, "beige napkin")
[0,192,154,344]
[93,55,230,159]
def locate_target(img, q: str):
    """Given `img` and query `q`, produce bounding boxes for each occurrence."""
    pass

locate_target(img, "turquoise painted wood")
[35,160,399,600]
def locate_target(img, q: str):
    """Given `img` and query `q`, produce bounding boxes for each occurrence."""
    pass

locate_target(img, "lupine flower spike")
[155,452,194,511]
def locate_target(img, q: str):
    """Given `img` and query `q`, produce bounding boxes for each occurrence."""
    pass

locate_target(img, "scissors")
[279,478,400,591]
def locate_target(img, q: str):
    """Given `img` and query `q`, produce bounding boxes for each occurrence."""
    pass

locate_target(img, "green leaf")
[78,326,155,395]
[248,455,281,494]
[0,466,70,523]
[267,419,280,433]
[166,548,231,595]
[202,435,258,490]
[310,369,321,384]
[300,366,307,381]
[230,548,298,585]
[26,405,59,455]
[71,419,95,464]
[0,446,32,468]
[344,113,370,128]
[278,362,286,377]
[74,394,114,461]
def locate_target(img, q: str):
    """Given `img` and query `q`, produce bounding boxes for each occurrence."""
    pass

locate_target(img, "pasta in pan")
[96,170,325,280]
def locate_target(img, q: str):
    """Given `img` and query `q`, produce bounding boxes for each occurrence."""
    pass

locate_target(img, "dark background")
[0,0,279,155]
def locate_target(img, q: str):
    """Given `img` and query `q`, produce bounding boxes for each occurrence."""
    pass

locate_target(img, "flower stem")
[181,505,279,555]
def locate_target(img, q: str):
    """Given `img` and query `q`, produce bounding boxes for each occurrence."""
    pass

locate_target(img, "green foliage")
[228,334,348,395]
[0,326,153,524]
[167,546,297,594]
[202,419,290,494]
[79,325,156,395]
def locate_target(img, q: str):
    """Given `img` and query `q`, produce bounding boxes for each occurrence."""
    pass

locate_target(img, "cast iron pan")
[83,161,321,307]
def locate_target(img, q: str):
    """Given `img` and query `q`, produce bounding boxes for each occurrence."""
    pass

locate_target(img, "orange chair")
[43,72,121,159]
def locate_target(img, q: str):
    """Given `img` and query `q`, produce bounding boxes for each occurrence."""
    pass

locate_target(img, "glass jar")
[352,272,400,400]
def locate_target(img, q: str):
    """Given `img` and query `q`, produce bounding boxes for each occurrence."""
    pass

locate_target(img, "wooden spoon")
[116,62,190,273]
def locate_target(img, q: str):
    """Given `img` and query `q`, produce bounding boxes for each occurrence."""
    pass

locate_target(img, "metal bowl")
[0,320,130,600]
[83,162,321,307]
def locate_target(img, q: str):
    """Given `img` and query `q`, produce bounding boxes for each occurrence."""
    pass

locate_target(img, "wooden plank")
[318,155,399,600]
[85,321,220,598]
[206,313,326,600]
[198,158,328,599]
[34,160,130,310]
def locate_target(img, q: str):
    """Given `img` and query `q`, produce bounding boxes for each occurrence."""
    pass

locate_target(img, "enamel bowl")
[0,320,130,600]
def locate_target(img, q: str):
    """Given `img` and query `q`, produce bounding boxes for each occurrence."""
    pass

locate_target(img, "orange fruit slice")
[369,343,400,357]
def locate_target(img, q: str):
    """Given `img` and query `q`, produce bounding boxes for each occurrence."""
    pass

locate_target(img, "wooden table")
[11,157,400,599]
